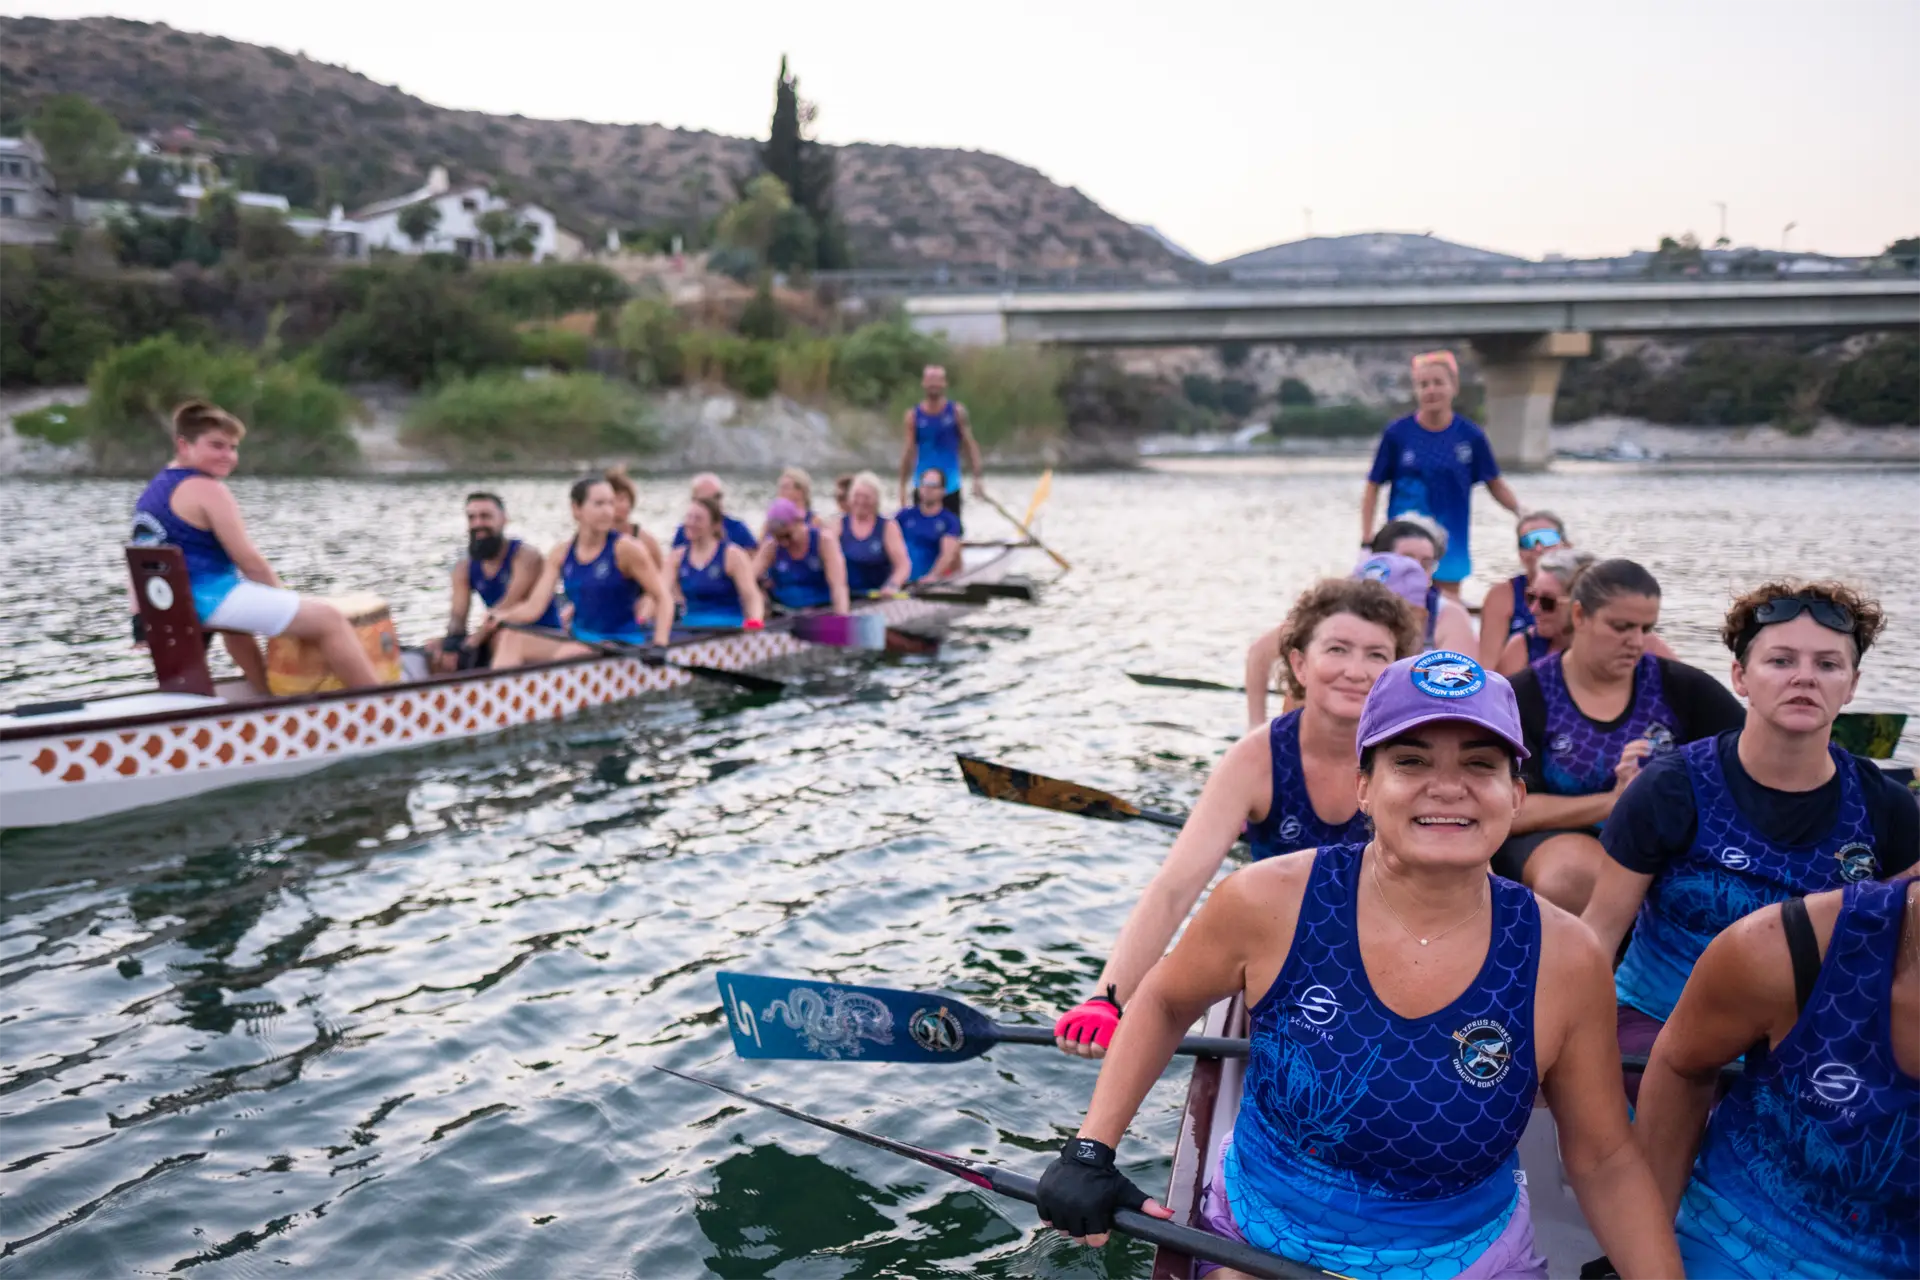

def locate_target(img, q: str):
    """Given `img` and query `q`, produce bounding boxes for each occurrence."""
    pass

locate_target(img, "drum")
[266,593,401,695]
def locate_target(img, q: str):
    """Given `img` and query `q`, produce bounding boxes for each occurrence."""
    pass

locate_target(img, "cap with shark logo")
[1357,651,1529,759]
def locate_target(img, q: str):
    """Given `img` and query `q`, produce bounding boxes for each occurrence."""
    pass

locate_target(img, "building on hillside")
[132,126,227,189]
[0,136,61,244]
[345,166,586,262]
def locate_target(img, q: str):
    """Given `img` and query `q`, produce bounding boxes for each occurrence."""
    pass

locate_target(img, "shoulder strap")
[1779,896,1822,1015]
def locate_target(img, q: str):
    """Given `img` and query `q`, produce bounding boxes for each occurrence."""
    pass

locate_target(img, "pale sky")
[7,0,1916,262]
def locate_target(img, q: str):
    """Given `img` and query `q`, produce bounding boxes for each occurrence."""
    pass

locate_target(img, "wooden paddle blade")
[1126,671,1244,693]
[955,754,1144,821]
[884,626,942,656]
[1021,468,1053,528]
[666,660,785,695]
[1832,711,1907,759]
[717,971,999,1064]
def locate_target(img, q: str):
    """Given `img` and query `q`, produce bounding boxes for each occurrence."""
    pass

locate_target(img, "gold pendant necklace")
[1372,851,1486,947]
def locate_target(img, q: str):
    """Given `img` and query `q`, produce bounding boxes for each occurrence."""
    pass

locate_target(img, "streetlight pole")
[1713,202,1728,247]
[1303,207,1313,238]
[1782,221,1797,252]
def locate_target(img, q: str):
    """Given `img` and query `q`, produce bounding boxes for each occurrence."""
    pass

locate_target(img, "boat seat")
[126,544,234,697]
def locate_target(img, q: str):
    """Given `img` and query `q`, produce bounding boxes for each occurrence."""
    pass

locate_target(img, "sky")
[5,0,1916,262]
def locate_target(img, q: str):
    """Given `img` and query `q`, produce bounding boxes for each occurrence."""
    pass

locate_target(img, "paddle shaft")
[503,623,784,694]
[990,1023,1245,1057]
[983,493,1071,573]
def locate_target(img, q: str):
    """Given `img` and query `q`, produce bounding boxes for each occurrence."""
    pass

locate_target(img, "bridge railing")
[816,258,1920,296]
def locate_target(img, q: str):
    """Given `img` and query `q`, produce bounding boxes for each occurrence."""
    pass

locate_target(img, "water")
[2,462,1915,1278]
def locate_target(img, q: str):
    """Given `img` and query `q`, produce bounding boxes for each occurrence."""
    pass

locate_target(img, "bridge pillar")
[1469,331,1592,472]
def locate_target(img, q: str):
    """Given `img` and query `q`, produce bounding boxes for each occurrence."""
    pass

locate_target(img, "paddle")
[717,971,1245,1063]
[1021,468,1054,528]
[982,492,1071,574]
[1127,671,1245,694]
[957,755,1188,830]
[655,1067,1325,1280]
[504,623,785,694]
[1831,711,1907,759]
[910,580,1038,602]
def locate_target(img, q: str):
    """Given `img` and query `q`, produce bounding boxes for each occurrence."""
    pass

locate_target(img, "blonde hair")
[849,471,884,505]
[778,466,814,510]
[173,399,247,442]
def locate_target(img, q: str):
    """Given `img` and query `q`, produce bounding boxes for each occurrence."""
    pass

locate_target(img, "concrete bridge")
[903,276,1920,469]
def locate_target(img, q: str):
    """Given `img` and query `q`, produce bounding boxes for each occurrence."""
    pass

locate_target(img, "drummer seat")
[126,545,224,696]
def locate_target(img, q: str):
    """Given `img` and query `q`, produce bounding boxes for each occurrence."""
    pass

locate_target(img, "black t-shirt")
[1602,729,1920,876]
[1510,656,1747,793]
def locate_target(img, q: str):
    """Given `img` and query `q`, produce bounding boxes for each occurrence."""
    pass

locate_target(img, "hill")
[0,16,1182,272]
[1220,231,1524,273]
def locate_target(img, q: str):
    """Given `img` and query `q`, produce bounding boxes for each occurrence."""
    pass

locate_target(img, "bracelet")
[744,618,764,631]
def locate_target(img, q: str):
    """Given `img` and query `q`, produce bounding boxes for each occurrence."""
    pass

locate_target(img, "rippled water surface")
[2,463,1916,1278]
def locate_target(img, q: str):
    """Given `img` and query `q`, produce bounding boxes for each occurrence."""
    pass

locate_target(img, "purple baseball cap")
[1357,651,1529,759]
[765,498,805,528]
[1353,552,1430,609]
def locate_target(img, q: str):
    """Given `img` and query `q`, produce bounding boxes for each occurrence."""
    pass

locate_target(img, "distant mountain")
[1134,224,1203,263]
[0,16,1184,273]
[1220,232,1525,273]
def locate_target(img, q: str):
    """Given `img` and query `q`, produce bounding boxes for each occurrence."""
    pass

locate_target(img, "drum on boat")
[266,593,401,695]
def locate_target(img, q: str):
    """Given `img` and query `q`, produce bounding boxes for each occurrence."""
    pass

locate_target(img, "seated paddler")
[425,490,560,672]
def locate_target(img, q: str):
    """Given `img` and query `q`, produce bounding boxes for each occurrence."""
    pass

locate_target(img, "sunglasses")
[1735,594,1861,658]
[1518,528,1563,551]
[1524,590,1561,613]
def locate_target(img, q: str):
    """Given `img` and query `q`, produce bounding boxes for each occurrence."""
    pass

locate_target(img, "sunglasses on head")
[1736,594,1861,658]
[1524,590,1561,613]
[1518,528,1563,551]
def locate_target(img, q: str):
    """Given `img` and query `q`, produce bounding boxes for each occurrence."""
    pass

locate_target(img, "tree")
[28,94,131,198]
[715,174,792,259]
[1884,236,1920,271]
[198,190,242,252]
[475,207,537,259]
[759,57,846,270]
[397,201,441,248]
[1278,376,1317,406]
[1647,233,1705,277]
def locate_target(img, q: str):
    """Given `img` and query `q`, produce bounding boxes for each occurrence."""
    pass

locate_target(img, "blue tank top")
[1520,627,1552,665]
[562,532,645,643]
[1421,585,1441,651]
[1615,737,1879,1023]
[769,528,833,609]
[677,541,744,627]
[1244,711,1371,860]
[839,514,893,595]
[912,402,962,495]
[1677,879,1918,1280]
[469,539,562,630]
[1224,843,1541,1278]
[129,467,240,619]
[1534,652,1679,796]
[897,505,961,581]
[1506,575,1534,636]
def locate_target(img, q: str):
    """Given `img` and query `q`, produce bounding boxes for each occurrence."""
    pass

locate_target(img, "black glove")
[1036,1137,1148,1238]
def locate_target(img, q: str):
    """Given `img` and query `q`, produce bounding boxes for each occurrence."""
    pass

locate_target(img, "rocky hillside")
[0,16,1182,272]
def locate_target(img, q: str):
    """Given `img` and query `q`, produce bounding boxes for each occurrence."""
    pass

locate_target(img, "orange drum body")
[266,594,400,695]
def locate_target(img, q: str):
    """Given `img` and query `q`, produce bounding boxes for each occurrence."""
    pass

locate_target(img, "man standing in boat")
[897,365,986,515]
[130,400,377,688]
[425,492,558,672]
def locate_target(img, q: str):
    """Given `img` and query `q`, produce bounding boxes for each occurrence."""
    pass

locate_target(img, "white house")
[0,135,61,244]
[345,166,585,262]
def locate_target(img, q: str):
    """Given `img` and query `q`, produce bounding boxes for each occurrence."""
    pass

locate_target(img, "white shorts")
[203,580,302,637]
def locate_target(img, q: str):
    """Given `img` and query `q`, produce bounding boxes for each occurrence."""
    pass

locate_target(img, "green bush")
[1278,376,1317,407]
[11,402,86,446]
[614,295,687,387]
[679,331,782,398]
[83,335,360,473]
[402,371,656,464]
[893,345,1067,446]
[737,278,787,340]
[774,336,836,400]
[833,319,945,408]
[475,262,629,319]
[518,325,592,371]
[1825,333,1919,425]
[0,246,200,386]
[313,265,520,387]
[1268,403,1383,438]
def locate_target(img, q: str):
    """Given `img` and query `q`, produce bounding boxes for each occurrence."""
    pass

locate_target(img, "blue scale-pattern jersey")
[768,528,832,608]
[1615,737,1879,1022]
[676,541,744,627]
[469,538,561,630]
[840,515,893,595]
[1677,879,1919,1280]
[1244,711,1371,860]
[1533,652,1679,796]
[562,532,644,643]
[1223,843,1541,1280]
[1504,575,1534,637]
[130,466,241,620]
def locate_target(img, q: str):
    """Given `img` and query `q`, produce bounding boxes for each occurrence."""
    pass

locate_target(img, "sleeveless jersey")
[839,514,893,595]
[1224,843,1541,1279]
[897,505,961,581]
[912,402,962,495]
[1533,652,1678,796]
[562,533,645,644]
[130,467,240,619]
[769,528,833,609]
[469,539,561,630]
[1677,879,1918,1280]
[1244,711,1371,860]
[1519,627,1551,665]
[1615,737,1879,1022]
[1421,585,1440,651]
[677,541,744,628]
[1506,576,1534,636]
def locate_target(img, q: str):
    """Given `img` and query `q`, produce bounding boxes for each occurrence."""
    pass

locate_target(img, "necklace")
[1371,851,1487,947]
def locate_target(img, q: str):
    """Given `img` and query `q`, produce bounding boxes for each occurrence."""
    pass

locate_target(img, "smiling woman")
[1033,653,1684,1279]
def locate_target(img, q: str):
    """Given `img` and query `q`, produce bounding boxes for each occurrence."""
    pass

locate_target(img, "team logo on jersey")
[1834,843,1877,883]
[1295,984,1342,1026]
[1451,1019,1514,1088]
[129,511,169,546]
[1550,733,1573,755]
[1401,449,1417,467]
[593,558,611,578]
[1719,846,1751,870]
[1411,651,1485,699]
[1808,1061,1866,1105]
[1278,815,1303,844]
[1454,442,1474,465]
[1645,723,1677,756]
[907,1005,966,1054]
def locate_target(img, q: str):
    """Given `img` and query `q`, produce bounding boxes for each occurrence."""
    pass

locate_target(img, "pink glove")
[1054,992,1122,1050]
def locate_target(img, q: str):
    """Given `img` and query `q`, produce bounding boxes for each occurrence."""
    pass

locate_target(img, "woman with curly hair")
[1052,577,1420,1059]
[1582,580,1917,1098]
